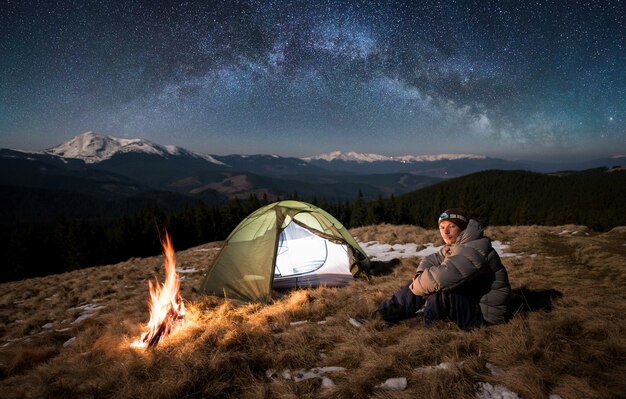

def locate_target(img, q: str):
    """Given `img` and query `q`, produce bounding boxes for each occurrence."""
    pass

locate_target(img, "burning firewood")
[132,231,185,348]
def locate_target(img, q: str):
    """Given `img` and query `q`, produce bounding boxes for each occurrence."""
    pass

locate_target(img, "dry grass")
[1,225,625,398]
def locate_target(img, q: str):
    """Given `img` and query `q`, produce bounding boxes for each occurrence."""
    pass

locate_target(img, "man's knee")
[423,291,484,331]
[375,282,424,323]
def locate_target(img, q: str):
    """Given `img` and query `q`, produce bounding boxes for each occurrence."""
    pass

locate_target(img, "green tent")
[199,200,370,302]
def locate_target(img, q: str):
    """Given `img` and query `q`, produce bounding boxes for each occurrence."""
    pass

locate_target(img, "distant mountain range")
[304,150,626,175]
[2,131,625,221]
[22,131,626,175]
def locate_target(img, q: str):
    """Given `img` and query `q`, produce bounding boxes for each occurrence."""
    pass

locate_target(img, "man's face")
[439,220,462,245]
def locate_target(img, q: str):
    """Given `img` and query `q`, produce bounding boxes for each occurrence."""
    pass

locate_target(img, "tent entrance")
[273,221,353,289]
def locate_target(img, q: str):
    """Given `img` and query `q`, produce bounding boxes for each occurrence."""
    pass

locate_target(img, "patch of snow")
[415,361,464,373]
[321,377,335,389]
[69,303,105,324]
[491,241,522,258]
[475,382,520,399]
[290,320,309,326]
[176,267,199,274]
[268,366,346,383]
[361,240,530,261]
[375,377,407,390]
[68,303,105,312]
[359,241,442,262]
[485,362,504,376]
[72,314,94,324]
[348,317,363,327]
[42,323,54,329]
[317,320,327,324]
[63,337,77,347]
[416,243,441,257]
[293,370,320,381]
[292,367,346,382]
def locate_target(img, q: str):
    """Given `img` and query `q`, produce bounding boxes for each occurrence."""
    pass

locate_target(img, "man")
[373,209,510,330]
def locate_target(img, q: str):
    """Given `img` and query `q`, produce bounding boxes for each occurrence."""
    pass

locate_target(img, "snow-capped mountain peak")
[394,153,487,162]
[302,150,486,163]
[302,151,393,163]
[46,132,224,165]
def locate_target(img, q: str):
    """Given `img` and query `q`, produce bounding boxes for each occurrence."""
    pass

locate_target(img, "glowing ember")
[131,231,185,348]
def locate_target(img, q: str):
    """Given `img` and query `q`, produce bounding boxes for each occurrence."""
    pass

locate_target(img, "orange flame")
[132,231,185,348]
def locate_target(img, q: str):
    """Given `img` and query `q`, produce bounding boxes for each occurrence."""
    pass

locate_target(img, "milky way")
[0,0,624,159]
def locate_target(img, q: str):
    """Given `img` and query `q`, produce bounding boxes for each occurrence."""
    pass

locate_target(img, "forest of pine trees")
[2,168,625,282]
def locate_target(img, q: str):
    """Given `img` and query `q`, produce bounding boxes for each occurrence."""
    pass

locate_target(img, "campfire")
[132,231,185,348]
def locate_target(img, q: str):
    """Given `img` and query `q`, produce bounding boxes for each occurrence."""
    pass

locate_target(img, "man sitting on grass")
[373,209,511,330]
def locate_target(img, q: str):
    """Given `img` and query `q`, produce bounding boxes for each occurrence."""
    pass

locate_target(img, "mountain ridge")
[3,131,626,205]
[302,150,488,163]
[44,131,495,165]
[13,131,626,175]
[45,131,225,165]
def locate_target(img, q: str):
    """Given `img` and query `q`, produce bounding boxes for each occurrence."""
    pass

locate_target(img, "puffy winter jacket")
[409,219,510,324]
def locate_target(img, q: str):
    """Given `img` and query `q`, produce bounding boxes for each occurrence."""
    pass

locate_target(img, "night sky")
[1,0,624,160]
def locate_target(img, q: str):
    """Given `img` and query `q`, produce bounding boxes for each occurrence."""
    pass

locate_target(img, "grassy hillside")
[1,224,624,398]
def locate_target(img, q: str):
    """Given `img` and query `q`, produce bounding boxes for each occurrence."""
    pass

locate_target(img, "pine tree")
[349,190,367,228]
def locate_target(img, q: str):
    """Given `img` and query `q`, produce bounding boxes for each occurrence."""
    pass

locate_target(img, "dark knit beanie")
[438,208,468,230]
